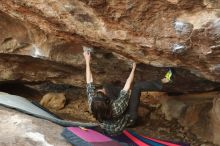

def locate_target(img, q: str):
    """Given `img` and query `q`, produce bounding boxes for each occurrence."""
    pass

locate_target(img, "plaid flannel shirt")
[86,82,130,135]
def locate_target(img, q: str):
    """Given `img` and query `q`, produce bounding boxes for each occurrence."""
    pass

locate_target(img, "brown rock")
[161,98,186,121]
[0,106,71,146]
[166,0,179,4]
[0,1,220,144]
[163,92,220,144]
[211,97,220,145]
[0,0,219,87]
[40,92,66,110]
[138,106,150,120]
[203,0,220,8]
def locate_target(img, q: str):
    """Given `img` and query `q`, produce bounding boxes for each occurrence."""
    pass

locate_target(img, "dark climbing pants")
[128,80,163,121]
[105,80,163,121]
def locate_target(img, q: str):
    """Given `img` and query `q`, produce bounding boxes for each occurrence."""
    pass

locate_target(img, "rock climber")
[83,47,173,135]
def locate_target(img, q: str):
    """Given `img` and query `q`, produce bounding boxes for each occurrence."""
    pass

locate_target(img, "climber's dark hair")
[91,91,113,122]
[102,84,121,100]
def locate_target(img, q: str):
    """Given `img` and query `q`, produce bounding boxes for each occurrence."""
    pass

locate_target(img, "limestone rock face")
[40,92,66,110]
[161,98,186,121]
[0,0,219,83]
[211,97,220,145]
[0,0,220,93]
[0,106,71,146]
[160,92,220,145]
[1,1,220,144]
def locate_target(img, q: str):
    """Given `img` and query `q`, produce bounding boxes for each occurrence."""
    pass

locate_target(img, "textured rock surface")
[0,1,220,145]
[211,96,220,145]
[160,92,220,145]
[0,106,71,146]
[161,98,187,120]
[0,0,219,87]
[40,92,66,110]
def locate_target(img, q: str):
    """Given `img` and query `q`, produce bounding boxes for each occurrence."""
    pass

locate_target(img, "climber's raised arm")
[83,51,95,111]
[83,51,93,83]
[122,63,136,91]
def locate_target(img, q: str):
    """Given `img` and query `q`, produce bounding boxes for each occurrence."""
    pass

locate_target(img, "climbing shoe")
[165,69,173,82]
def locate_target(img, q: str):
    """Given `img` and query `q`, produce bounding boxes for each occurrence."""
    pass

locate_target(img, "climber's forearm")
[86,62,93,83]
[123,64,136,91]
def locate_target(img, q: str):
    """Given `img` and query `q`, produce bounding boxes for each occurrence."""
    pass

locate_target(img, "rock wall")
[160,92,220,145]
[0,1,220,92]
[0,1,220,144]
[0,0,219,83]
[0,106,71,146]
